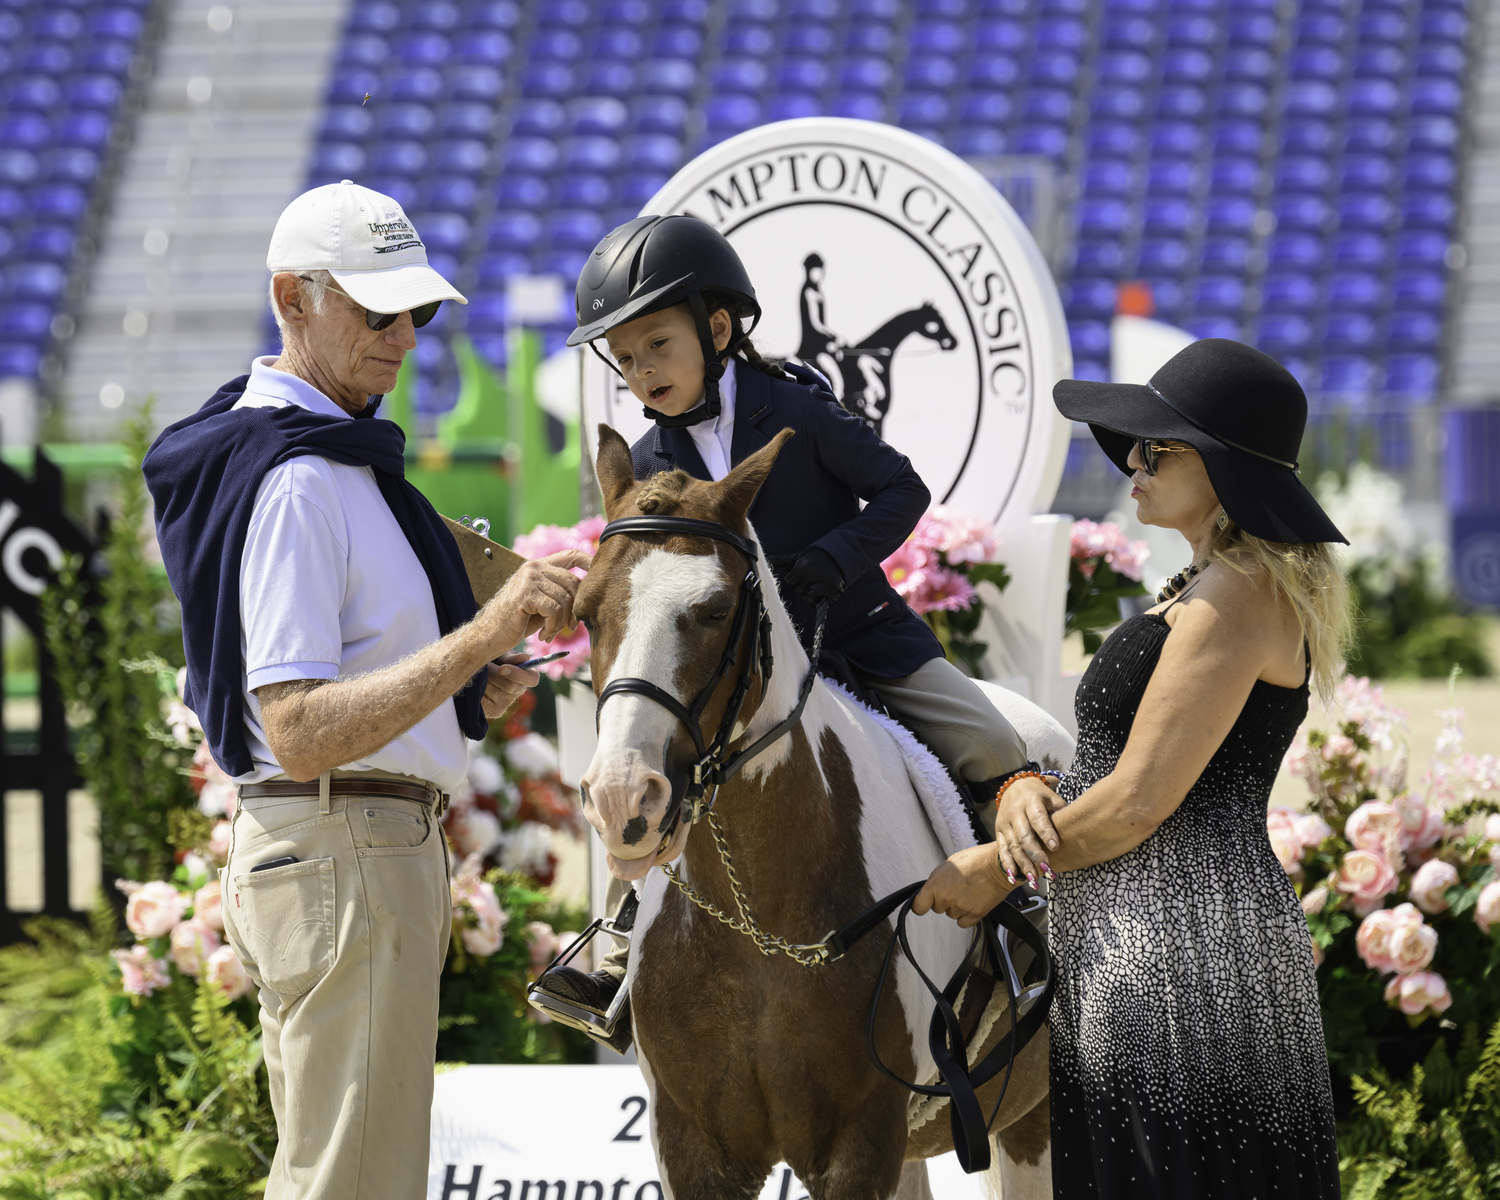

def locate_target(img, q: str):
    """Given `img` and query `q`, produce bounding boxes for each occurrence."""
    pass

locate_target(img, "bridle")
[593,514,828,835]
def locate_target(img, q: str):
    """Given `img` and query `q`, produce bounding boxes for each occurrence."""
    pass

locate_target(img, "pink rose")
[451,865,507,957]
[1345,801,1404,854]
[1384,971,1452,1019]
[1268,826,1303,875]
[1475,880,1500,935]
[204,945,252,1000]
[1393,796,1445,854]
[1333,849,1400,916]
[1292,812,1333,849]
[1355,909,1400,972]
[208,820,232,860]
[170,917,222,977]
[194,879,224,931]
[111,945,172,997]
[1483,813,1500,844]
[1389,918,1438,975]
[1301,884,1330,915]
[527,921,558,972]
[125,880,189,940]
[1408,859,1459,915]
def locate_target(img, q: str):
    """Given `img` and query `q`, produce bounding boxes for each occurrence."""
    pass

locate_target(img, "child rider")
[531,215,1031,1052]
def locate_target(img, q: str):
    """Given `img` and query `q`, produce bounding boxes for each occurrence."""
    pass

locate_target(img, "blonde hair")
[1206,522,1352,703]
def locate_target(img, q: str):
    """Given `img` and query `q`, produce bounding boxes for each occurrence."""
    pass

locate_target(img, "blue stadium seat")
[571,98,627,137]
[617,171,667,207]
[1228,12,1276,45]
[554,173,611,208]
[1200,236,1250,271]
[1291,47,1342,80]
[1097,50,1152,84]
[55,111,111,149]
[1070,321,1111,360]
[1412,78,1464,117]
[1084,161,1137,197]
[432,140,487,176]
[1347,79,1401,117]
[911,19,965,53]
[522,62,574,97]
[1192,276,1247,314]
[510,100,563,138]
[1147,159,1199,195]
[1407,117,1460,153]
[372,141,426,176]
[424,177,478,213]
[1137,238,1191,273]
[1062,277,1119,318]
[379,104,436,139]
[31,184,87,223]
[1016,124,1069,156]
[1330,231,1386,267]
[0,189,23,223]
[594,28,644,58]
[712,58,767,93]
[598,0,651,21]
[1163,47,1212,83]
[1073,240,1126,274]
[1391,271,1446,310]
[339,34,388,67]
[1387,311,1440,350]
[1104,15,1157,48]
[1352,46,1403,78]
[464,293,508,334]
[1415,45,1465,78]
[1155,85,1206,119]
[537,0,589,26]
[0,151,37,189]
[1276,157,1332,194]
[1295,13,1345,43]
[409,1,460,30]
[1340,156,1394,192]
[1145,196,1194,234]
[661,0,711,24]
[900,93,951,128]
[1213,121,1262,156]
[1282,120,1333,155]
[975,19,1027,52]
[3,76,59,110]
[23,226,73,263]
[1223,46,1273,81]
[1209,156,1259,195]
[961,91,1013,125]
[779,59,830,91]
[1319,354,1375,392]
[7,262,65,299]
[0,115,47,149]
[907,56,959,90]
[0,305,51,343]
[1383,355,1439,399]
[785,25,835,55]
[1345,117,1397,153]
[723,26,774,56]
[1187,316,1242,340]
[91,8,142,39]
[1165,14,1217,46]
[438,103,490,139]
[831,94,886,121]
[623,134,683,173]
[1216,83,1269,118]
[705,95,760,133]
[581,62,633,96]
[636,60,696,96]
[418,212,470,255]
[1402,193,1455,230]
[487,212,542,252]
[388,68,443,103]
[1031,51,1081,86]
[765,94,821,122]
[1206,195,1255,233]
[321,105,373,141]
[1089,123,1144,159]
[1404,155,1457,191]
[1285,81,1337,117]
[80,42,136,76]
[1036,17,1088,50]
[1358,11,1407,42]
[1261,273,1318,312]
[475,251,528,288]
[455,31,511,66]
[350,2,399,32]
[789,0,839,17]
[1143,277,1184,314]
[655,27,704,58]
[632,97,688,135]
[448,67,502,102]
[1078,198,1132,236]
[311,143,365,177]
[399,33,451,66]
[841,57,892,93]
[546,210,605,250]
[1395,230,1448,268]
[1025,90,1074,123]
[846,24,895,54]
[968,54,1019,88]
[561,135,621,173]
[1337,193,1395,229]
[1326,272,1383,311]
[1419,10,1467,43]
[30,12,81,39]
[504,138,559,175]
[1091,86,1146,120]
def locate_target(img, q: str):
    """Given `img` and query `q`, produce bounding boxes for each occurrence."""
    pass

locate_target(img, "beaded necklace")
[1155,562,1204,605]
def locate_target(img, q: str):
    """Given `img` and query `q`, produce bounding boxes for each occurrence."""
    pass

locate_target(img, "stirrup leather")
[526,893,637,1046]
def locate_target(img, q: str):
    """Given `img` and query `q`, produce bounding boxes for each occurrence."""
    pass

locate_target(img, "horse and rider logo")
[792,253,959,440]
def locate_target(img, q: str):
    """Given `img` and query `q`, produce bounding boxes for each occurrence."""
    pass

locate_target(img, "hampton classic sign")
[581,118,1072,537]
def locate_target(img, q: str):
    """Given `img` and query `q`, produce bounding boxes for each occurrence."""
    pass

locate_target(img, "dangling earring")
[1216,510,1230,532]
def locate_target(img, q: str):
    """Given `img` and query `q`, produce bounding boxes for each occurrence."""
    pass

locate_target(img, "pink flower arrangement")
[1476,880,1500,935]
[514,516,605,680]
[194,879,224,931]
[204,944,253,1000]
[881,507,1004,617]
[111,945,172,998]
[123,880,188,940]
[1383,971,1452,1019]
[1069,519,1150,583]
[1333,849,1401,915]
[451,855,508,957]
[1408,859,1459,915]
[169,917,222,977]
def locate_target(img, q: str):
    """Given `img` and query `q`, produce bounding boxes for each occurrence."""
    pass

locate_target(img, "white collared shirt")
[685,357,737,481]
[231,357,468,788]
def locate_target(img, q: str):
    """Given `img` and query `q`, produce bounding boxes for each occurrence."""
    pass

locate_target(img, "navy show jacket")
[629,362,944,681]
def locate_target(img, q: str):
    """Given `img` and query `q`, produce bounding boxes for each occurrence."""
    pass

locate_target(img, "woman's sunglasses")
[299,275,442,331]
[1136,438,1195,476]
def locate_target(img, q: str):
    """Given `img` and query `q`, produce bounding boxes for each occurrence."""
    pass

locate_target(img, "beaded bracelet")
[994,771,1047,805]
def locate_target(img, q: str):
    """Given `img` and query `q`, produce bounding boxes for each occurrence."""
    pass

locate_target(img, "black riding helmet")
[567,214,760,428]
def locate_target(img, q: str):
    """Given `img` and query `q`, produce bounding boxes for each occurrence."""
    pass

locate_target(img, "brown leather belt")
[237,779,449,815]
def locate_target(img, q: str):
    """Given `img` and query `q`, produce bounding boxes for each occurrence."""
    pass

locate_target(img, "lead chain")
[661,808,832,969]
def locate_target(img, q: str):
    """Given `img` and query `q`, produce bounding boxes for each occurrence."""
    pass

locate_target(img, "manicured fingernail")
[1040,862,1055,881]
[1025,873,1037,888]
[1005,869,1016,884]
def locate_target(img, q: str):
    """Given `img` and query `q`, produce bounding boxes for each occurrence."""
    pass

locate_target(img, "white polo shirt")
[232,356,468,789]
[686,357,737,481]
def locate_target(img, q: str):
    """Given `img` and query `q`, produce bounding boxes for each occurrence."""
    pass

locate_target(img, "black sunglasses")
[1136,438,1194,476]
[299,275,442,331]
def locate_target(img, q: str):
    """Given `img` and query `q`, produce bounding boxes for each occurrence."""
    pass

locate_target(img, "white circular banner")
[581,118,1072,536]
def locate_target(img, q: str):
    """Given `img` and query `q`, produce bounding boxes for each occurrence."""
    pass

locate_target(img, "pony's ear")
[712,428,794,525]
[595,424,638,516]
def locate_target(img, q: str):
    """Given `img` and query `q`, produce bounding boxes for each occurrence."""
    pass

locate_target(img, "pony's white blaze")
[582,548,728,856]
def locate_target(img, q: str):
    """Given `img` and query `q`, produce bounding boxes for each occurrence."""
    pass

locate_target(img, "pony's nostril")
[641,774,670,817]
[579,780,594,811]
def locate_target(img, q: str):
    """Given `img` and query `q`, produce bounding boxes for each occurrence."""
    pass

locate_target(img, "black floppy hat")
[1053,338,1347,545]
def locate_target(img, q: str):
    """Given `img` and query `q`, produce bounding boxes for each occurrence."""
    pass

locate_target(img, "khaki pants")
[597,657,1025,977]
[221,786,451,1200]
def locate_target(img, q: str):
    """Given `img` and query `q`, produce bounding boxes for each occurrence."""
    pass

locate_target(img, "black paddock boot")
[532,965,633,1054]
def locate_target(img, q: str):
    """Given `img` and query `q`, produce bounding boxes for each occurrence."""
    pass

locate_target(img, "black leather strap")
[599,516,758,563]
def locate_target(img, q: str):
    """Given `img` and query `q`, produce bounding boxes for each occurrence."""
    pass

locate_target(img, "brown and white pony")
[574,427,1072,1200]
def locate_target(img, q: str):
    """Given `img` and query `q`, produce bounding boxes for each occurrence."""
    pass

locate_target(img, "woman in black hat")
[914,339,1350,1198]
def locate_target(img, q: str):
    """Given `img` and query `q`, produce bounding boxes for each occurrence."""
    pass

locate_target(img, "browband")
[1146,382,1300,471]
[599,516,759,563]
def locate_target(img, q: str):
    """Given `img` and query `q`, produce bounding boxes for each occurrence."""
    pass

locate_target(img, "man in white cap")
[144,181,590,1198]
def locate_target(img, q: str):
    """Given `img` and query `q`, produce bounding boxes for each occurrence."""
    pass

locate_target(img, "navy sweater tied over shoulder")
[142,375,486,778]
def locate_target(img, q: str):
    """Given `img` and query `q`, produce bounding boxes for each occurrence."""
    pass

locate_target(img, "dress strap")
[1303,639,1312,687]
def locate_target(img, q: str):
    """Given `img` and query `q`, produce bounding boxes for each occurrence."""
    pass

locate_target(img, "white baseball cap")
[266,180,467,313]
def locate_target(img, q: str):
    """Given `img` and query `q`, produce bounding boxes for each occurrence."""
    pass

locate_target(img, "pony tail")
[696,286,793,381]
[735,339,792,381]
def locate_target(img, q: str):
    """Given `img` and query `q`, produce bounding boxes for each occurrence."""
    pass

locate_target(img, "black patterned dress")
[1048,611,1339,1198]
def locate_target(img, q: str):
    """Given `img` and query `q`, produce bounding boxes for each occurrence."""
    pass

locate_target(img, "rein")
[592,514,1053,1174]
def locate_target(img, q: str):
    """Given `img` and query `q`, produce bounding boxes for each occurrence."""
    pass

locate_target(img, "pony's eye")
[700,609,730,625]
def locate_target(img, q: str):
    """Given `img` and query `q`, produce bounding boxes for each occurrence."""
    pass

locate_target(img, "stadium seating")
[305,0,1472,414]
[0,0,152,383]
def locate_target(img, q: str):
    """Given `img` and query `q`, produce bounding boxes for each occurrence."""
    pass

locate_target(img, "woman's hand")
[913,844,1013,929]
[996,777,1066,887]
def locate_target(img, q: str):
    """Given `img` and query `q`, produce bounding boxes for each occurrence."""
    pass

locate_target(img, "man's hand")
[912,844,1013,929]
[482,653,541,720]
[478,550,592,655]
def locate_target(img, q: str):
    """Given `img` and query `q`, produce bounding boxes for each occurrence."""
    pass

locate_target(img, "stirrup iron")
[526,893,637,1045]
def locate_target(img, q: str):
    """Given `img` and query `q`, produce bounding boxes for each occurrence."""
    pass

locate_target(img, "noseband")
[594,515,827,829]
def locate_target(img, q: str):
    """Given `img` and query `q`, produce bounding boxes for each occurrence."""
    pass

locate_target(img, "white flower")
[504,732,559,778]
[181,853,210,889]
[198,780,236,818]
[447,804,503,859]
[467,749,505,796]
[497,822,554,877]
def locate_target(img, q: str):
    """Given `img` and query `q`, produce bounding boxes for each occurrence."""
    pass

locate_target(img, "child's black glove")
[785,547,845,603]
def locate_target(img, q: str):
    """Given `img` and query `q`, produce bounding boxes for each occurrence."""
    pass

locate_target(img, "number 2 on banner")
[613,1096,647,1143]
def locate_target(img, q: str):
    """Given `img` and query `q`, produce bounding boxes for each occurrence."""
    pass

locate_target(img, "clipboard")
[442,515,527,606]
